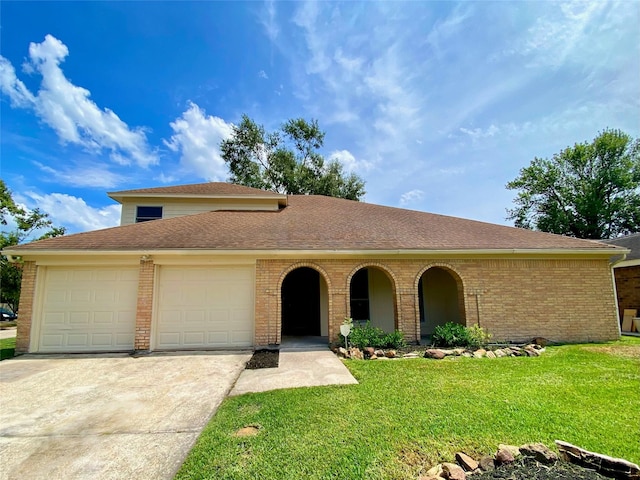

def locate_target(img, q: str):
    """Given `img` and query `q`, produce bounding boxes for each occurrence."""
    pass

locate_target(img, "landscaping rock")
[556,440,640,479]
[441,349,455,356]
[495,448,515,465]
[403,352,419,358]
[370,354,378,360]
[453,348,466,355]
[455,452,478,471]
[523,346,540,357]
[349,347,364,360]
[533,337,548,347]
[337,347,349,358]
[473,349,486,358]
[462,352,473,358]
[494,349,505,357]
[485,350,496,359]
[364,347,375,356]
[479,456,495,471]
[418,476,441,480]
[498,444,521,458]
[425,349,446,359]
[385,349,397,358]
[442,462,466,480]
[519,443,557,464]
[425,464,443,477]
[374,349,385,357]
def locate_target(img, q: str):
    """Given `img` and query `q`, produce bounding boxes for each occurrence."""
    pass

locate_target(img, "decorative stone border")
[334,343,546,360]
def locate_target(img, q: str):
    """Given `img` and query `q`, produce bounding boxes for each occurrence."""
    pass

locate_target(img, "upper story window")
[135,206,163,223]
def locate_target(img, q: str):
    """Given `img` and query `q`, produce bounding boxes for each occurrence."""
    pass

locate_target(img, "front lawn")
[0,337,16,361]
[176,338,640,480]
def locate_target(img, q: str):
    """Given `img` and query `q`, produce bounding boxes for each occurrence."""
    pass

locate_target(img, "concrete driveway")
[0,351,251,480]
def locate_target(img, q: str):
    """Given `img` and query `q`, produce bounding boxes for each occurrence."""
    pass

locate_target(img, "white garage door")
[156,266,254,349]
[39,267,138,352]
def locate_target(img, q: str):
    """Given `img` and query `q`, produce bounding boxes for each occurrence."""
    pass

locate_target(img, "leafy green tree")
[220,115,366,200]
[1,180,65,312]
[506,129,640,239]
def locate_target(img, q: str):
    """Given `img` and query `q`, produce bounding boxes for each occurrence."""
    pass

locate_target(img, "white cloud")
[459,124,500,141]
[328,149,372,173]
[400,189,425,206]
[0,57,35,107]
[258,70,269,79]
[22,191,121,232]
[0,34,157,167]
[164,101,234,181]
[260,0,279,42]
[33,161,125,188]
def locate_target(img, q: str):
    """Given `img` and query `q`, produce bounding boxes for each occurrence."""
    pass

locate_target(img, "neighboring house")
[3,182,627,354]
[604,233,640,324]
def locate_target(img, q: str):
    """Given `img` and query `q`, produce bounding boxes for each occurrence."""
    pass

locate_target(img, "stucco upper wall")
[119,197,281,225]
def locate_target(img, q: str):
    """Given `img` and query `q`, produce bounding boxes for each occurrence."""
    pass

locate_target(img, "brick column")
[134,258,155,351]
[15,261,36,354]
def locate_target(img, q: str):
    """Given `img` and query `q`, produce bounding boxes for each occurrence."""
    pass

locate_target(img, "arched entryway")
[281,267,329,337]
[418,266,466,338]
[349,266,396,332]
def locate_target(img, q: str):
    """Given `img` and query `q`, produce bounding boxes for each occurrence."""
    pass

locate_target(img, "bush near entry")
[340,321,407,350]
[432,322,492,348]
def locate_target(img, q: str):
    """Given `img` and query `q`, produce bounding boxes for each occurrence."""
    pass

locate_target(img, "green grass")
[0,337,16,361]
[175,338,640,480]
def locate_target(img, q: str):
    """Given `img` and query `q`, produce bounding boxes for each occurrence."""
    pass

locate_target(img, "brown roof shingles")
[108,182,285,197]
[9,195,619,252]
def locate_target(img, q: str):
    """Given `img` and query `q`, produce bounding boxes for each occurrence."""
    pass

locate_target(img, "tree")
[220,115,366,200]
[506,129,640,239]
[1,180,65,312]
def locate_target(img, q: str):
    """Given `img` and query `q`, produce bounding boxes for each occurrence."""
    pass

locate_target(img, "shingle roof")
[9,195,621,253]
[604,233,640,261]
[108,182,285,198]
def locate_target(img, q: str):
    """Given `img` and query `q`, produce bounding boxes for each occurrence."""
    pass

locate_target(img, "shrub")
[432,322,469,347]
[431,322,492,348]
[339,321,406,350]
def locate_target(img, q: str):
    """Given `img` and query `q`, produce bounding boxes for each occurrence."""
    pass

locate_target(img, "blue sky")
[1,1,639,235]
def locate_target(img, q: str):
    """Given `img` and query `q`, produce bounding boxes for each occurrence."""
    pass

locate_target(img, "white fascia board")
[5,247,628,260]
[613,258,640,269]
[108,193,287,202]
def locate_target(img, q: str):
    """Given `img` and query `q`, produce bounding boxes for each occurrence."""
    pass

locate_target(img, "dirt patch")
[472,456,609,480]
[233,425,260,437]
[245,349,279,369]
[587,344,640,359]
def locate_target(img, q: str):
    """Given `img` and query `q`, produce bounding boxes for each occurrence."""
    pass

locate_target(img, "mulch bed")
[245,349,279,369]
[472,457,610,480]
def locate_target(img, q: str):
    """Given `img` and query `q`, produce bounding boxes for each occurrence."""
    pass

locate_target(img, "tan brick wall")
[255,257,619,346]
[15,261,36,354]
[614,265,640,320]
[134,259,155,351]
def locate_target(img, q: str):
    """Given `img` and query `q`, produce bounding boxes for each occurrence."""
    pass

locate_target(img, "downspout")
[609,253,628,337]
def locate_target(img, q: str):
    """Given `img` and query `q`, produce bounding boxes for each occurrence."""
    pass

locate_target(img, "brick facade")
[134,258,155,351]
[255,257,619,346]
[613,265,640,320]
[15,255,619,353]
[15,261,36,354]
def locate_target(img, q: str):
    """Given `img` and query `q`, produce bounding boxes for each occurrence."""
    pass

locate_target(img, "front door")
[281,267,321,336]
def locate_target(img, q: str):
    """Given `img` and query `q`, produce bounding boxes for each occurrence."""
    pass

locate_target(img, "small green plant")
[339,321,406,349]
[466,324,492,348]
[432,322,491,348]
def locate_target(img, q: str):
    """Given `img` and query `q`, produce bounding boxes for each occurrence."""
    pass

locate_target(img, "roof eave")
[3,247,629,258]
[107,192,288,206]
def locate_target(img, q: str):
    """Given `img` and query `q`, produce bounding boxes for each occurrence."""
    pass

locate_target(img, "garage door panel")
[39,267,138,352]
[156,266,254,349]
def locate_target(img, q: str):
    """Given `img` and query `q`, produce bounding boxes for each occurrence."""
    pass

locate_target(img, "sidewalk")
[229,349,358,396]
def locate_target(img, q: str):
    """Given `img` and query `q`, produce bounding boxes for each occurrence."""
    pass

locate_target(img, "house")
[604,233,640,326]
[3,182,626,354]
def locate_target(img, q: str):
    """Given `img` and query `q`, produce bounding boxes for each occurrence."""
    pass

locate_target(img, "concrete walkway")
[0,351,250,480]
[230,348,358,396]
[0,327,17,340]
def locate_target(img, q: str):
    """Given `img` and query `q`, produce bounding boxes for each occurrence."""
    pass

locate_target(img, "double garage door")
[37,265,254,353]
